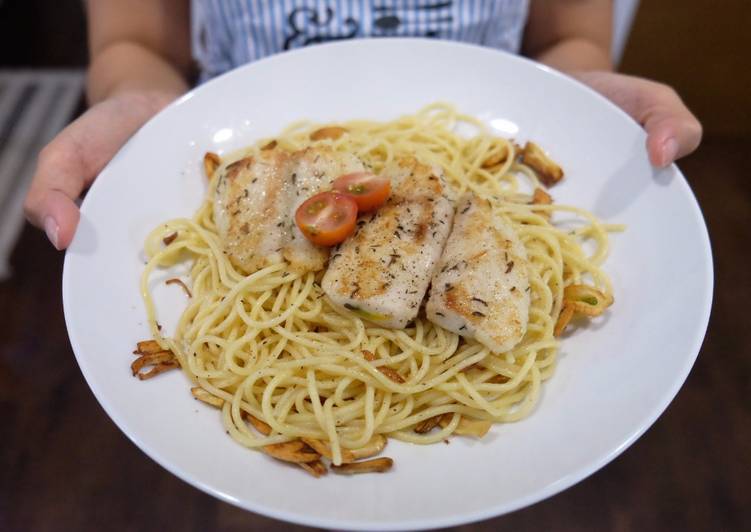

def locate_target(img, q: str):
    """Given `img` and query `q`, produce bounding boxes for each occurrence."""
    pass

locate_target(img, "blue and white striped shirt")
[192,0,530,81]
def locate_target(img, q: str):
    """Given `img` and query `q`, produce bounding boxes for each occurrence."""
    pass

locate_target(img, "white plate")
[63,39,712,531]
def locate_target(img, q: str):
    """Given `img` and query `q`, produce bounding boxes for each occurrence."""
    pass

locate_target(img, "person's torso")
[192,0,530,81]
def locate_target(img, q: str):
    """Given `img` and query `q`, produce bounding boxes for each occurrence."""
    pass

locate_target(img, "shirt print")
[191,0,530,81]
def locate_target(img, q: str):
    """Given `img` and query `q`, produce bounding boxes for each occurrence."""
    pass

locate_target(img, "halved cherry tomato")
[332,172,391,212]
[295,192,358,246]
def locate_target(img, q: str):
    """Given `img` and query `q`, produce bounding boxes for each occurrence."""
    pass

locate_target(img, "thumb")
[571,72,702,168]
[640,88,703,168]
[24,142,87,250]
[37,190,81,251]
[23,90,178,249]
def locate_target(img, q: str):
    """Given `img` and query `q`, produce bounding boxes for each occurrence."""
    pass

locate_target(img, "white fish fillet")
[426,193,530,352]
[284,146,365,273]
[322,156,454,328]
[213,149,291,274]
[214,146,365,275]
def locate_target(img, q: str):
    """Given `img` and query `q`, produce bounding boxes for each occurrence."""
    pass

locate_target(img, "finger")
[24,141,87,249]
[24,92,178,250]
[641,90,703,168]
[38,190,81,250]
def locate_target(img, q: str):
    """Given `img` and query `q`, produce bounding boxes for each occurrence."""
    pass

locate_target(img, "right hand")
[24,90,179,250]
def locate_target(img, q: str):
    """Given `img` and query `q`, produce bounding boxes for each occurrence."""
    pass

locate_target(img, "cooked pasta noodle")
[139,103,618,468]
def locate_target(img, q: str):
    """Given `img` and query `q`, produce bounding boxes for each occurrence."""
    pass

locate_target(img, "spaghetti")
[137,103,618,472]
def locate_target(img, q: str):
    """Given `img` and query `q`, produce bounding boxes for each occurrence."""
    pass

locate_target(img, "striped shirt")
[192,0,530,81]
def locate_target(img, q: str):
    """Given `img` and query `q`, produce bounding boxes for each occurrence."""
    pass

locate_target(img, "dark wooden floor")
[1,137,749,532]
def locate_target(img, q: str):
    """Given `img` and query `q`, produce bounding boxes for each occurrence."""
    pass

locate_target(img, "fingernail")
[44,216,60,250]
[660,138,678,167]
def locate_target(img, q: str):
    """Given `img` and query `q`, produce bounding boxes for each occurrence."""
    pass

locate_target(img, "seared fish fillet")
[284,146,365,272]
[215,146,366,274]
[426,193,530,353]
[322,156,454,328]
[214,150,291,273]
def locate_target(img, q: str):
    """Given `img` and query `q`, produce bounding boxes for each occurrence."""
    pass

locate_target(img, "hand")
[572,71,702,167]
[24,90,178,250]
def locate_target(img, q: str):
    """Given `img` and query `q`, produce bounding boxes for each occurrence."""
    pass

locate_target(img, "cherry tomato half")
[295,191,358,246]
[332,172,391,212]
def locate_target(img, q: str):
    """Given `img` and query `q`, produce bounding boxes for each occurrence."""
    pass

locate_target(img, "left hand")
[572,71,702,167]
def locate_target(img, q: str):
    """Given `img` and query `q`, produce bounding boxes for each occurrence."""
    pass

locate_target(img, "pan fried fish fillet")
[213,150,291,273]
[214,146,366,274]
[321,156,454,328]
[284,146,365,273]
[426,193,530,353]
